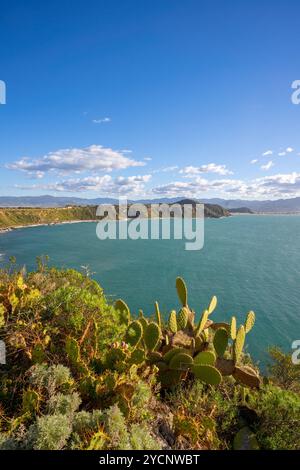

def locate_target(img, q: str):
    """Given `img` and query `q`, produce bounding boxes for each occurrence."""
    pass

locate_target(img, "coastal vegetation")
[0,259,299,450]
[0,202,230,231]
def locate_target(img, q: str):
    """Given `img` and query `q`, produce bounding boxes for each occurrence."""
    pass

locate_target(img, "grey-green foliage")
[72,410,103,435]
[27,414,72,450]
[48,392,81,416]
[29,364,73,395]
[103,405,131,450]
[130,424,161,450]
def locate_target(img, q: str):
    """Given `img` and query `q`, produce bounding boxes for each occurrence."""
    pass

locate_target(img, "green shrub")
[27,414,72,450]
[249,385,300,450]
[268,347,300,392]
[130,424,161,450]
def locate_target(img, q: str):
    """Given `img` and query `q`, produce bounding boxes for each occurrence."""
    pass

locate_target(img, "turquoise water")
[1,215,300,366]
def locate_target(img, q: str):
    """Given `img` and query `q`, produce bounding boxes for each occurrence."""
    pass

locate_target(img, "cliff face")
[0,201,229,230]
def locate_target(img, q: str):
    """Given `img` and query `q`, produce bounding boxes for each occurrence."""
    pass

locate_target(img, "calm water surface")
[1,215,300,366]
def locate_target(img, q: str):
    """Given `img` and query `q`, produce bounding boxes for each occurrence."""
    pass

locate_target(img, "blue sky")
[1,0,300,200]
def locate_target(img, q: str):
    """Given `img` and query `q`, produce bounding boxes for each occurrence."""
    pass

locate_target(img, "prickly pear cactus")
[194,350,216,366]
[125,320,143,348]
[144,322,160,351]
[168,310,178,333]
[115,299,131,325]
[213,328,228,358]
[192,364,222,386]
[230,316,237,340]
[177,307,189,330]
[154,301,162,329]
[195,310,209,337]
[176,277,188,307]
[208,295,217,315]
[169,352,193,371]
[233,325,245,363]
[245,311,255,334]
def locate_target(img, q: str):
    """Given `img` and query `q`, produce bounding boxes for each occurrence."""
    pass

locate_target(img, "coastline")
[0,219,97,234]
[1,211,300,235]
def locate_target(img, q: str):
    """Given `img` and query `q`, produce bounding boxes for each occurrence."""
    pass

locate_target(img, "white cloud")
[261,161,274,171]
[152,172,300,200]
[144,157,152,161]
[16,174,152,196]
[92,117,111,124]
[7,145,145,177]
[250,159,258,164]
[278,152,286,156]
[162,165,179,172]
[180,163,233,177]
[262,150,273,156]
[152,177,246,197]
[286,147,294,153]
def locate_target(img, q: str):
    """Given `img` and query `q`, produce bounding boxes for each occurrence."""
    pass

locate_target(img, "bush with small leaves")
[48,392,81,416]
[130,424,161,450]
[27,414,72,450]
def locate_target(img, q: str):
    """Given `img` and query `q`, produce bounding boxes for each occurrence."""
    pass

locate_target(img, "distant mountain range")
[1,195,300,213]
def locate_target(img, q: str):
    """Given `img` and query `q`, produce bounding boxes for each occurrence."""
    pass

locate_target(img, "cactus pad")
[169,352,193,371]
[213,328,228,357]
[230,316,237,340]
[233,325,245,363]
[177,307,189,330]
[208,295,217,315]
[125,320,142,348]
[176,277,188,306]
[245,311,255,334]
[144,322,160,351]
[115,299,131,325]
[163,347,189,364]
[168,310,178,333]
[195,309,209,337]
[192,364,222,385]
[194,350,216,366]
[154,301,162,328]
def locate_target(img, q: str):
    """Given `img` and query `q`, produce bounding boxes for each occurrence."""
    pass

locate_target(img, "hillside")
[0,202,229,231]
[2,195,300,213]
